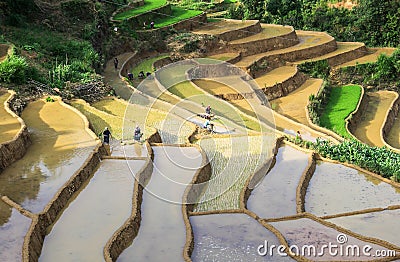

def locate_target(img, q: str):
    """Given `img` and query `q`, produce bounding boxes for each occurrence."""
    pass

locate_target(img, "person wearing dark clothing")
[138,71,145,79]
[114,58,119,70]
[128,72,134,81]
[146,72,151,77]
[103,127,112,144]
[205,105,211,115]
[134,125,142,141]
[150,21,155,29]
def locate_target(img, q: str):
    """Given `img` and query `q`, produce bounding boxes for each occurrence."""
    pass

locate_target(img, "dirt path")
[0,92,21,144]
[352,91,397,147]
[272,78,323,125]
[337,47,396,68]
[103,52,135,100]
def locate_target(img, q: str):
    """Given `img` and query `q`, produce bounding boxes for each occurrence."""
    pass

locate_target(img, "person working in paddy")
[134,125,143,141]
[102,127,112,144]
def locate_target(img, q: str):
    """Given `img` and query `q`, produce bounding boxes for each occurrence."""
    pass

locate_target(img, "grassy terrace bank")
[320,84,362,138]
[114,0,167,21]
[153,6,202,28]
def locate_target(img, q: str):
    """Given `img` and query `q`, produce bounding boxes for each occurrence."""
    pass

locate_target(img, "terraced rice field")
[229,23,294,44]
[386,115,400,149]
[235,30,334,69]
[338,47,397,68]
[113,0,167,21]
[0,98,97,261]
[247,145,310,218]
[351,91,397,147]
[193,19,258,35]
[0,91,21,143]
[2,17,400,261]
[194,135,274,212]
[305,161,400,217]
[319,84,362,138]
[272,78,323,125]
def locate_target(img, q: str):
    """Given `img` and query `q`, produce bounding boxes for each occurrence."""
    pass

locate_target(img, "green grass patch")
[131,54,169,76]
[113,0,167,20]
[152,6,202,28]
[320,84,362,138]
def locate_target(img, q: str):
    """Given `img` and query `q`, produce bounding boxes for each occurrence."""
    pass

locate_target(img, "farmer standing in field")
[114,57,119,70]
[102,127,112,144]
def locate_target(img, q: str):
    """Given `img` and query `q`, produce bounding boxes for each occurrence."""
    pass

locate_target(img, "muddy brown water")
[270,218,391,261]
[328,209,400,247]
[0,99,96,219]
[0,208,31,262]
[352,91,397,147]
[305,161,400,217]
[247,145,310,219]
[0,99,97,260]
[0,92,21,144]
[118,146,202,261]
[386,115,400,149]
[39,159,145,261]
[272,79,323,126]
[190,213,294,261]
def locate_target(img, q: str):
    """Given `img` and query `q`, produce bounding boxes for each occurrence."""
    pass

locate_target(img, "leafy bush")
[0,55,34,84]
[307,81,331,125]
[298,59,331,79]
[285,136,400,182]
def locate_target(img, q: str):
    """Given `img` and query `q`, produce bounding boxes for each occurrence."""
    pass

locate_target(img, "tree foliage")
[234,0,400,47]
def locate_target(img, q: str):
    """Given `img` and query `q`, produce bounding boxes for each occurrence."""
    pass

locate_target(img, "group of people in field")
[101,125,142,145]
[101,105,215,145]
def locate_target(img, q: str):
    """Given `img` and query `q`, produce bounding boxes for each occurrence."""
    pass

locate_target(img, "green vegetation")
[131,54,169,77]
[195,135,271,211]
[233,0,400,47]
[286,136,400,182]
[298,59,331,79]
[307,81,331,126]
[1,26,99,87]
[152,6,202,28]
[0,55,35,84]
[337,49,400,92]
[320,85,362,138]
[113,0,167,20]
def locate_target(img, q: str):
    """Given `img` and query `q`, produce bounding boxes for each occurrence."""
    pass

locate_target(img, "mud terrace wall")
[262,68,307,101]
[215,20,261,42]
[23,144,107,262]
[327,43,368,67]
[381,92,400,151]
[248,36,337,78]
[104,142,154,261]
[152,56,173,70]
[262,212,400,261]
[120,51,160,78]
[242,137,283,207]
[182,144,211,261]
[296,152,316,213]
[228,29,299,57]
[0,91,31,174]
